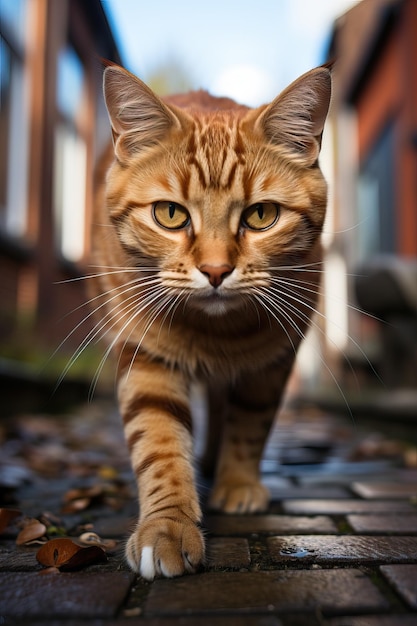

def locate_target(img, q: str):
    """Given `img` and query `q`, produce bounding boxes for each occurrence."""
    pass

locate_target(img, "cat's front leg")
[209,361,293,514]
[117,351,204,579]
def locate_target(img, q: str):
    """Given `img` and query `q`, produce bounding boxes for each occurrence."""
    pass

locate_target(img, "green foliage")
[0,328,112,386]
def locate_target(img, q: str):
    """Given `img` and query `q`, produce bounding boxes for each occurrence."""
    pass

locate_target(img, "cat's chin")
[190,293,243,317]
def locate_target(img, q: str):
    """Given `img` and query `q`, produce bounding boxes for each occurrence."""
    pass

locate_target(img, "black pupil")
[169,203,176,219]
[257,204,264,220]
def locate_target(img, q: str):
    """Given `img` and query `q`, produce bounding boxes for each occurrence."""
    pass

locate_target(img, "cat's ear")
[103,64,181,161]
[255,65,332,166]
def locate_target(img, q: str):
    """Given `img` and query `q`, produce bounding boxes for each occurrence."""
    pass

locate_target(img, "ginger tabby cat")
[92,63,331,579]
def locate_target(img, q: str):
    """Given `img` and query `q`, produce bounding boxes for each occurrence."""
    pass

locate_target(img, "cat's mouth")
[190,289,242,316]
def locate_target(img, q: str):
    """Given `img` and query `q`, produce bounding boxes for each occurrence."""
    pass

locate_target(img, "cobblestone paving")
[1,400,417,625]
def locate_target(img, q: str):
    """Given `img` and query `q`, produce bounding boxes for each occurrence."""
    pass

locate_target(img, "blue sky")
[101,0,357,106]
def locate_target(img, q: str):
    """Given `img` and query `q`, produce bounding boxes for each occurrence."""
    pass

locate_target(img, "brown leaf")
[16,520,47,545]
[61,497,91,514]
[36,538,81,567]
[0,508,21,534]
[59,545,106,571]
[61,484,107,513]
[78,532,118,551]
[36,537,106,571]
[98,465,119,480]
[63,485,103,502]
[38,511,64,528]
[62,488,87,502]
[104,496,124,511]
[124,608,142,617]
[404,447,417,468]
[74,523,94,534]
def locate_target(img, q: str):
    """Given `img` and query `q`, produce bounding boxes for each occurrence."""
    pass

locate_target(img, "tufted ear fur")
[103,64,182,162]
[255,65,332,167]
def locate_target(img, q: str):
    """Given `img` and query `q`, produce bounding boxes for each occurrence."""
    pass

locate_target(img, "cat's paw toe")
[125,516,205,579]
[138,545,157,579]
[209,481,269,513]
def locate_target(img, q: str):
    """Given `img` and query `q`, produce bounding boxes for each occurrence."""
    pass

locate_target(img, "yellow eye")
[153,201,190,230]
[242,202,280,230]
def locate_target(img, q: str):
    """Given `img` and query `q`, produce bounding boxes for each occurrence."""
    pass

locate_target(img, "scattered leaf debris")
[78,531,117,551]
[36,537,107,571]
[0,508,22,534]
[1,403,128,572]
[61,482,131,513]
[16,519,47,545]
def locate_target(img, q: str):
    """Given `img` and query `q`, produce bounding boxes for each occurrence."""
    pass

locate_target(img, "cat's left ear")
[103,64,182,162]
[255,64,332,167]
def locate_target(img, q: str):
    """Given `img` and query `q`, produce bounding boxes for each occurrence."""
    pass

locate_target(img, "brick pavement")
[1,402,417,625]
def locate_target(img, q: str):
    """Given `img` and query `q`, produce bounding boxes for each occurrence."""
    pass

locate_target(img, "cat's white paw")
[125,514,205,579]
[209,480,269,513]
[139,546,156,580]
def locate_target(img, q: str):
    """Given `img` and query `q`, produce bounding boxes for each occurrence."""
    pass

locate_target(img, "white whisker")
[256,283,355,420]
[89,287,171,399]
[55,275,165,389]
[252,288,298,355]
[51,276,161,374]
[61,275,161,323]
[54,265,160,284]
[120,295,174,386]
[270,281,382,386]
[270,275,384,324]
[158,290,186,342]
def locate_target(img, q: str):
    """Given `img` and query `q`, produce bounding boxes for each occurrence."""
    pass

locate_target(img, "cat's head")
[102,63,331,316]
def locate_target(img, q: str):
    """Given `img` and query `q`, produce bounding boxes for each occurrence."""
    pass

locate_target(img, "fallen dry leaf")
[78,532,117,551]
[61,497,91,514]
[38,511,65,528]
[404,447,417,468]
[61,485,106,513]
[0,508,21,534]
[123,607,142,617]
[59,545,107,571]
[36,537,106,571]
[98,465,119,480]
[74,523,94,533]
[61,482,129,513]
[16,519,47,545]
[104,496,124,511]
[350,435,405,461]
[36,538,79,567]
[63,486,103,503]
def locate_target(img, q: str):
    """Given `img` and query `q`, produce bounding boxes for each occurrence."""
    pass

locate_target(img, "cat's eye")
[153,201,190,230]
[241,202,280,231]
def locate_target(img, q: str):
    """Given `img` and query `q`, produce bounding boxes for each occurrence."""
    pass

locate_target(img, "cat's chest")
[143,314,297,378]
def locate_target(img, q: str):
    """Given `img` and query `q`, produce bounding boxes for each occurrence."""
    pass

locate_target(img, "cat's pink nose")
[199,264,234,288]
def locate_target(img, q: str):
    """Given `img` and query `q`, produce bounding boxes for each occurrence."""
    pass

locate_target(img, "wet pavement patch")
[347,514,417,534]
[0,571,135,618]
[326,615,417,625]
[352,482,417,499]
[206,537,251,569]
[144,569,389,615]
[282,499,417,515]
[267,535,417,564]
[380,564,417,609]
[2,402,417,623]
[206,514,338,535]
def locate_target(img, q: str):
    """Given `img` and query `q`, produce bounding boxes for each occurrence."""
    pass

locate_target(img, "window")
[0,0,29,237]
[53,45,87,263]
[356,121,396,262]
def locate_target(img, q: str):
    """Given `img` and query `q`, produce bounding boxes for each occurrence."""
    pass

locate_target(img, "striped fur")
[91,63,331,579]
